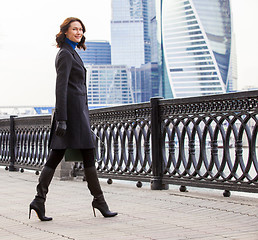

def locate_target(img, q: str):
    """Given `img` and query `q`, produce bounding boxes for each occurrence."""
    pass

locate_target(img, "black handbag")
[64,130,105,162]
[65,148,83,162]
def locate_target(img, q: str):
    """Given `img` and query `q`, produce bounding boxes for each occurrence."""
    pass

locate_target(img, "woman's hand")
[55,121,67,136]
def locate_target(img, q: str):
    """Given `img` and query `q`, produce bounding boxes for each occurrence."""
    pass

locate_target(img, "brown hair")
[56,17,86,50]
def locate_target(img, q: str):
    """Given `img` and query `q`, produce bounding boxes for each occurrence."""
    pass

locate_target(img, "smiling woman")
[56,17,87,50]
[28,17,117,221]
[65,22,84,44]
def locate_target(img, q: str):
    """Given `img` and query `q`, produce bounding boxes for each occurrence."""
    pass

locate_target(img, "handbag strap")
[91,130,105,162]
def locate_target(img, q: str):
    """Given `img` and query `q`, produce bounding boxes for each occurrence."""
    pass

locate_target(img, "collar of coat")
[62,42,85,70]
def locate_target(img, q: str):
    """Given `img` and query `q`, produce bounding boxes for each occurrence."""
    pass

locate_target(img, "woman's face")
[65,21,84,43]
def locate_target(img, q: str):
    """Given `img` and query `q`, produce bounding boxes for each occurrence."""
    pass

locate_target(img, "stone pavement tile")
[89,235,137,240]
[1,237,26,240]
[222,231,258,240]
[21,232,56,240]
[143,229,187,239]
[0,230,16,239]
[188,236,229,240]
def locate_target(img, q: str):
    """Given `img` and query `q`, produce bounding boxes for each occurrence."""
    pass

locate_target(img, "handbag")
[64,130,105,162]
[65,148,84,162]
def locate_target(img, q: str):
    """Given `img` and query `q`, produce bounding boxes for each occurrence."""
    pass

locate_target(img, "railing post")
[150,97,168,190]
[9,115,18,171]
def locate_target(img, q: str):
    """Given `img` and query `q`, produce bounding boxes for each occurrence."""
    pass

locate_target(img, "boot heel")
[29,206,32,219]
[92,207,96,217]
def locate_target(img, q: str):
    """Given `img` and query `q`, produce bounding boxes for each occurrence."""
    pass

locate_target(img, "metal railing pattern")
[159,92,258,192]
[89,102,152,181]
[0,115,51,171]
[0,118,10,166]
[15,115,51,170]
[0,91,257,193]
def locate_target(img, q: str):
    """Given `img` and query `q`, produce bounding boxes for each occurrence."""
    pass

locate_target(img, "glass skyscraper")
[77,41,111,65]
[111,0,161,104]
[86,65,134,106]
[155,0,233,98]
[131,63,160,103]
[111,0,151,67]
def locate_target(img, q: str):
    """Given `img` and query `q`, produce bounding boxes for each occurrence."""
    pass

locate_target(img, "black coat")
[49,42,94,149]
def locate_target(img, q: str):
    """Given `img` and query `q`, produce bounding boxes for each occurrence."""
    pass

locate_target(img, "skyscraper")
[227,32,238,92]
[86,65,134,106]
[111,0,151,67]
[155,0,234,98]
[77,41,111,65]
[111,0,162,104]
[131,62,160,102]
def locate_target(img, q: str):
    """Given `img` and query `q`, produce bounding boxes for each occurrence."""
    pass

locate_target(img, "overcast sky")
[0,0,257,106]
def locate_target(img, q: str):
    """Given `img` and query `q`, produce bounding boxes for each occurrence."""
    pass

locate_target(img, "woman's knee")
[45,149,65,170]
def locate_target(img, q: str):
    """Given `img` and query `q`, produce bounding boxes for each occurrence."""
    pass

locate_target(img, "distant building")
[77,41,111,65]
[153,0,235,98]
[86,65,134,106]
[0,106,54,118]
[110,0,161,103]
[111,0,151,67]
[227,32,238,92]
[131,62,161,103]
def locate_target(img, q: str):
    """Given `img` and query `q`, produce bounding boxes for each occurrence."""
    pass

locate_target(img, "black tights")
[45,149,95,170]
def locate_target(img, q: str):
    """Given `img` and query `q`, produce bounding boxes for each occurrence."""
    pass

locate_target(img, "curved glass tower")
[160,0,232,98]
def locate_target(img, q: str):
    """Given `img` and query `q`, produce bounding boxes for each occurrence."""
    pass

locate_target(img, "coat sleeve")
[55,49,72,121]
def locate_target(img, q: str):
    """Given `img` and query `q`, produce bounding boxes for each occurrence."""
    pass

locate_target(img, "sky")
[0,0,257,106]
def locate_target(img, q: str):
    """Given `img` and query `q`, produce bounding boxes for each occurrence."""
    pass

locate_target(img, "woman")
[29,17,117,221]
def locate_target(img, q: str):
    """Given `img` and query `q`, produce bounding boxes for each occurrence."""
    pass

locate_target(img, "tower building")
[156,0,233,98]
[77,41,111,65]
[111,0,151,67]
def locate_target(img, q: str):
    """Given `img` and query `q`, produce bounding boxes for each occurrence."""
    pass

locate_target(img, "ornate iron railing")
[0,91,257,194]
[0,115,51,171]
[159,92,258,193]
[0,118,11,167]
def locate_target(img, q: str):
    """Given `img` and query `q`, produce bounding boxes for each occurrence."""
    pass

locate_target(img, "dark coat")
[49,42,94,149]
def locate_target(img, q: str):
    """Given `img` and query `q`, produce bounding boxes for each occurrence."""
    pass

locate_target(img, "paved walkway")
[0,167,257,240]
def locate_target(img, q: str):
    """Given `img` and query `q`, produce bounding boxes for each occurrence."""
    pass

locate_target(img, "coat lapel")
[63,43,86,70]
[74,50,85,69]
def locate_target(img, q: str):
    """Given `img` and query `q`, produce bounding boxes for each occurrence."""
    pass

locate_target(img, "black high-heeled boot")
[84,166,117,218]
[92,194,118,218]
[29,197,52,221]
[29,166,55,221]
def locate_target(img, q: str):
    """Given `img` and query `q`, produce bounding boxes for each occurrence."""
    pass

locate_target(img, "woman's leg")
[81,149,117,218]
[29,149,65,221]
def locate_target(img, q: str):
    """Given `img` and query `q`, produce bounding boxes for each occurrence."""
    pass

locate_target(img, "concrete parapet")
[54,158,74,180]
